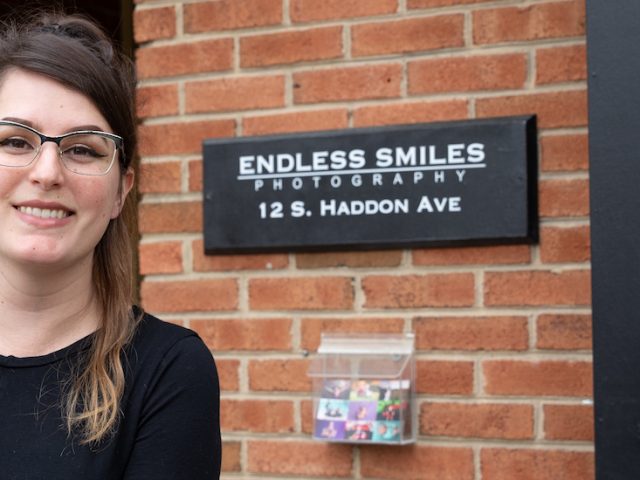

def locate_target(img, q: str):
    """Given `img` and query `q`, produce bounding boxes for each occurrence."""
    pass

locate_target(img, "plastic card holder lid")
[308,333,415,380]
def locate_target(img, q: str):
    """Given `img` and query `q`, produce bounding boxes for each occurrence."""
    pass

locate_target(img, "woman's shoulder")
[126,308,216,377]
[119,310,221,479]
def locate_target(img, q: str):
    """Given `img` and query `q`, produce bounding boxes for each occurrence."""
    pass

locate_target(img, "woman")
[0,11,221,479]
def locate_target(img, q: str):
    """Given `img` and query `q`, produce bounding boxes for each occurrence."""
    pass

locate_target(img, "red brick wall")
[134,0,592,478]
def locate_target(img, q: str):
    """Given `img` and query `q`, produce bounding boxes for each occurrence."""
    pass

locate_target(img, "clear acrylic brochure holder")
[308,333,416,445]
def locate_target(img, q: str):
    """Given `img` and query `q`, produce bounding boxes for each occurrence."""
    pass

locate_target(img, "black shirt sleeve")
[122,335,221,480]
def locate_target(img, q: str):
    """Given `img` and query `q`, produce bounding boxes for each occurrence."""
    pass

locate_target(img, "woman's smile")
[16,206,71,220]
[13,200,75,227]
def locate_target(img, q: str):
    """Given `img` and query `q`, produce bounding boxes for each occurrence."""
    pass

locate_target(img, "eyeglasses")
[0,120,125,176]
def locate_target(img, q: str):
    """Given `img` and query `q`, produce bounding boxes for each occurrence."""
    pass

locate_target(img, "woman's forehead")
[0,68,111,134]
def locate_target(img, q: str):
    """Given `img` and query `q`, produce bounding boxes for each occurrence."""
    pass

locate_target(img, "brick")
[473,1,586,45]
[484,270,591,307]
[414,316,528,351]
[136,84,178,118]
[249,359,312,392]
[140,279,238,313]
[293,64,402,104]
[185,75,285,113]
[248,441,352,477]
[363,274,475,308]
[192,239,288,271]
[138,241,183,275]
[537,314,592,350]
[138,120,235,157]
[539,178,590,217]
[133,6,176,43]
[483,360,592,397]
[481,448,594,480]
[413,244,530,266]
[216,359,240,391]
[188,159,202,192]
[352,15,464,57]
[296,250,402,269]
[408,53,526,94]
[353,99,468,127]
[291,0,397,22]
[421,402,534,439]
[536,44,587,85]
[543,404,594,441]
[476,90,588,129]
[221,441,241,472]
[138,201,201,233]
[540,134,589,171]
[300,399,314,434]
[409,0,493,7]
[191,318,292,351]
[416,360,474,395]
[136,39,233,79]
[300,317,405,351]
[184,0,281,33]
[138,161,181,194]
[540,225,590,263]
[243,109,348,136]
[360,445,474,480]
[249,277,353,310]
[241,27,343,68]
[221,399,294,433]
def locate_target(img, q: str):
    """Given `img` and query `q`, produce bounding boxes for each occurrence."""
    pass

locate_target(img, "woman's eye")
[0,137,33,151]
[65,145,103,159]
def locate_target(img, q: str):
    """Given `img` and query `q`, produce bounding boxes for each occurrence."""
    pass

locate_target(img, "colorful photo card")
[350,380,381,401]
[321,379,351,399]
[314,420,346,440]
[317,399,349,421]
[373,421,402,442]
[378,380,410,401]
[348,401,377,421]
[377,400,406,422]
[345,421,374,441]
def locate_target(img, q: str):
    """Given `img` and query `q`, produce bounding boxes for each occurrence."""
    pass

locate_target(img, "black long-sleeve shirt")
[0,311,221,479]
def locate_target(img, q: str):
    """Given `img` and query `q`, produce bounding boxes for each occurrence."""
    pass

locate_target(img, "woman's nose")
[27,143,65,189]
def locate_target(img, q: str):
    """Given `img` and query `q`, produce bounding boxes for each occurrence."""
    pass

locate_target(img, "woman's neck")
[0,258,99,357]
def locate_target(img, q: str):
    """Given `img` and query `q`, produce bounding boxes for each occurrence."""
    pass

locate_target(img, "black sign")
[203,116,537,253]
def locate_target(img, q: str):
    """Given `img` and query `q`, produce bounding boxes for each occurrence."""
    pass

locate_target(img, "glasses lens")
[59,133,117,175]
[0,124,39,167]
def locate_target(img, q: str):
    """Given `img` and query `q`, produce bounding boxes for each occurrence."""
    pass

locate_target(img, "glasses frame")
[0,120,126,176]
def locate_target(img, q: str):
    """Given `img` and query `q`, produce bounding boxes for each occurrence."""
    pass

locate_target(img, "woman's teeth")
[18,206,69,219]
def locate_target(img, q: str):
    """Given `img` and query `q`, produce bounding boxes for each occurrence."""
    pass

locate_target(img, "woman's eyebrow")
[1,117,105,134]
[2,116,34,127]
[63,125,105,133]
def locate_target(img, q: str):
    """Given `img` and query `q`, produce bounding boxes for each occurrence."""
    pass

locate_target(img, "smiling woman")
[0,11,221,480]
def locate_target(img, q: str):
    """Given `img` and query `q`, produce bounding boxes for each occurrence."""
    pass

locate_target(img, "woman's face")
[0,68,133,270]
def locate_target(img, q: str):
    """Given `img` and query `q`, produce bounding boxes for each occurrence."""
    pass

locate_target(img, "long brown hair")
[0,12,140,444]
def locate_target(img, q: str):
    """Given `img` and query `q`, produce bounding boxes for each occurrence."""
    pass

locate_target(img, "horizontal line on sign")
[237,163,486,180]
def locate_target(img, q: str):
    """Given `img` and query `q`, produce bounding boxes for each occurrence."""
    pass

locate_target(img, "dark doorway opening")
[588,0,640,478]
[0,0,133,57]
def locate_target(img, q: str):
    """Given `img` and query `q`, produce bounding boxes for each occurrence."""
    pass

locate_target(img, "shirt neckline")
[0,333,94,368]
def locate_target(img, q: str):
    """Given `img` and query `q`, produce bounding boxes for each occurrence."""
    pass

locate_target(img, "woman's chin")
[4,245,84,270]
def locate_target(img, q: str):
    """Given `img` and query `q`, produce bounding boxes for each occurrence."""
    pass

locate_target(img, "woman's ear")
[111,167,135,219]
